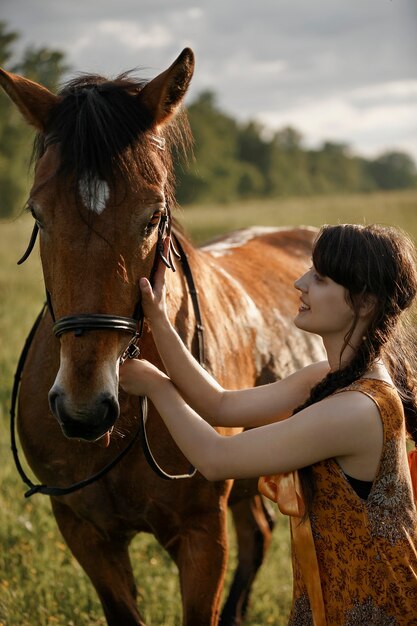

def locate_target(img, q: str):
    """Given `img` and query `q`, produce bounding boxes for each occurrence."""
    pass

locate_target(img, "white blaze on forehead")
[79,177,110,214]
[201,226,289,257]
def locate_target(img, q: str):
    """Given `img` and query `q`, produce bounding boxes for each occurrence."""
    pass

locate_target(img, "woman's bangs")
[312,226,355,287]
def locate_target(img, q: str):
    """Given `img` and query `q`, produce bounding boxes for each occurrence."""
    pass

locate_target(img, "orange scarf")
[258,471,327,626]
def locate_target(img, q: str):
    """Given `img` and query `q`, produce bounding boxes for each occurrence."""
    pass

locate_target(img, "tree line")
[178,91,417,204]
[0,21,416,217]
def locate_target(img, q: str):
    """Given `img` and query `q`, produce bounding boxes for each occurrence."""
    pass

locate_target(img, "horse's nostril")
[48,388,61,420]
[100,394,119,425]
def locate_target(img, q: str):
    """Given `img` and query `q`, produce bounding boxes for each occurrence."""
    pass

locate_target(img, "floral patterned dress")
[289,378,417,626]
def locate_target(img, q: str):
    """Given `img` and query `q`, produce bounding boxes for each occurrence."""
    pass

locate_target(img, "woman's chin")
[294,312,305,327]
[294,312,313,333]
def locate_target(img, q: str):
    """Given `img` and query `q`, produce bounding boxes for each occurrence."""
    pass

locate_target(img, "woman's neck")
[322,321,369,372]
[323,338,358,372]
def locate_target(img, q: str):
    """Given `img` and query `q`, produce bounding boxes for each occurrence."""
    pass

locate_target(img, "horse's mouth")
[94,427,114,448]
[60,422,114,442]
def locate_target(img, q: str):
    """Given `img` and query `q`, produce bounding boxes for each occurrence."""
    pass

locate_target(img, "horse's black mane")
[32,73,191,204]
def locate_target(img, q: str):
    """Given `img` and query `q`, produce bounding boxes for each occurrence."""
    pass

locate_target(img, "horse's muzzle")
[48,388,120,441]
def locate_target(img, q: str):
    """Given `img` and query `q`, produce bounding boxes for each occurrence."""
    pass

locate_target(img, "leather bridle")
[11,175,205,496]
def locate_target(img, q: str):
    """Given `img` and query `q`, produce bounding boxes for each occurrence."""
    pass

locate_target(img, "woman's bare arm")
[119,360,381,481]
[139,264,329,427]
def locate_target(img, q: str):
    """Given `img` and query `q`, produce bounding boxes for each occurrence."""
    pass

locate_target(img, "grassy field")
[0,189,416,626]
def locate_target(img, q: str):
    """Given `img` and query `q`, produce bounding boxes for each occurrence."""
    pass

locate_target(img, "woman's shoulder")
[283,384,383,465]
[305,382,383,440]
[335,377,397,403]
[321,382,383,416]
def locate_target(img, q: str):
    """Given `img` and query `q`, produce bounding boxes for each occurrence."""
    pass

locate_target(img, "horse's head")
[0,49,194,442]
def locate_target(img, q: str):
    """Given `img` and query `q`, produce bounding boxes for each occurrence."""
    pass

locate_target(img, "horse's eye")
[146,211,162,231]
[28,204,43,228]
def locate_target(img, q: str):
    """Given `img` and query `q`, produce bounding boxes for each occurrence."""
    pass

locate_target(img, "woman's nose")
[294,271,308,292]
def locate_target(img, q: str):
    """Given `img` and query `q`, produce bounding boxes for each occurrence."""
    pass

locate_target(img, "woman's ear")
[359,293,377,319]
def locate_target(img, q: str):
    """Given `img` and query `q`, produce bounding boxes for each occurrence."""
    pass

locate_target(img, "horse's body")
[1,49,323,626]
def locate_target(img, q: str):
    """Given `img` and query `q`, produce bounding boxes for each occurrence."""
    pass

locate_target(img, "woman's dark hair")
[295,223,417,516]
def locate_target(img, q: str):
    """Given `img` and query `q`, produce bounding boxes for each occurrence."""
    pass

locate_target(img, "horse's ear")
[0,68,59,132]
[139,48,195,127]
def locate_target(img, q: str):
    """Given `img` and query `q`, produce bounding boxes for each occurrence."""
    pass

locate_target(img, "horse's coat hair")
[201,225,318,257]
[213,262,272,370]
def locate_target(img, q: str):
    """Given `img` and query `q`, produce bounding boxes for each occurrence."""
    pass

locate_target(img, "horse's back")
[200,225,316,271]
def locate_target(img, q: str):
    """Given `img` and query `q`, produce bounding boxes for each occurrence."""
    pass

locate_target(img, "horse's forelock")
[31,72,192,207]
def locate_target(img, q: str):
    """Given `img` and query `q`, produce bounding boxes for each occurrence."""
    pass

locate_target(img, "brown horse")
[1,49,323,626]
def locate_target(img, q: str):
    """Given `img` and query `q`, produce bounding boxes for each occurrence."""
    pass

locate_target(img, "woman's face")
[294,266,355,340]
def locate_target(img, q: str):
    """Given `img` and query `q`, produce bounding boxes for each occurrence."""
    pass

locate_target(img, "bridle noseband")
[12,178,206,496]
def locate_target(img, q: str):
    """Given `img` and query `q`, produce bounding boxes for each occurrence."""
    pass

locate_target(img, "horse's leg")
[220,495,276,626]
[163,510,229,626]
[51,498,144,626]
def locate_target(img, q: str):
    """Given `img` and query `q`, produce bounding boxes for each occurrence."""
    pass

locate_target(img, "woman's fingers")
[139,276,153,297]
[153,235,170,293]
[139,235,170,319]
[119,358,166,396]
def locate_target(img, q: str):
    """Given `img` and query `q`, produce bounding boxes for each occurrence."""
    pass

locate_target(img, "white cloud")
[71,35,92,54]
[97,20,172,50]
[185,7,203,20]
[223,53,287,79]
[258,91,417,160]
[349,80,417,105]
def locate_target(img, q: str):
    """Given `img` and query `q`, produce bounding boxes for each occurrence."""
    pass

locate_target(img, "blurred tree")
[308,142,363,194]
[0,24,68,217]
[368,151,417,190]
[274,126,304,152]
[13,46,68,91]
[176,96,417,203]
[176,91,248,203]
[0,21,18,66]
[0,22,31,218]
[268,127,312,196]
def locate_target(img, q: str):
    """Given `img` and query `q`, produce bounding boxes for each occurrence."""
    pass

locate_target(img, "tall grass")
[1,190,416,625]
[179,189,417,244]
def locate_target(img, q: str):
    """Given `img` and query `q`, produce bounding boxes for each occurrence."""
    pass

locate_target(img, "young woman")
[119,223,417,625]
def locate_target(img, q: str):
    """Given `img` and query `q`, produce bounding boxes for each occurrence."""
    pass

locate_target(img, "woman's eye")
[309,266,324,282]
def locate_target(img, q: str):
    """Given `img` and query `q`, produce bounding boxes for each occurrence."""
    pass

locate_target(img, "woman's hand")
[139,236,170,326]
[119,358,168,397]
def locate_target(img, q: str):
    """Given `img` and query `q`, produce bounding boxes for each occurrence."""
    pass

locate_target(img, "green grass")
[1,190,416,625]
[178,189,417,244]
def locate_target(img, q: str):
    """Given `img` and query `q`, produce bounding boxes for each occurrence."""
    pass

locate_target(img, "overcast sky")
[2,0,416,160]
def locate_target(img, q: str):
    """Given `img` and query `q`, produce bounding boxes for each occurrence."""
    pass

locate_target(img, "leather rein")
[11,199,205,498]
